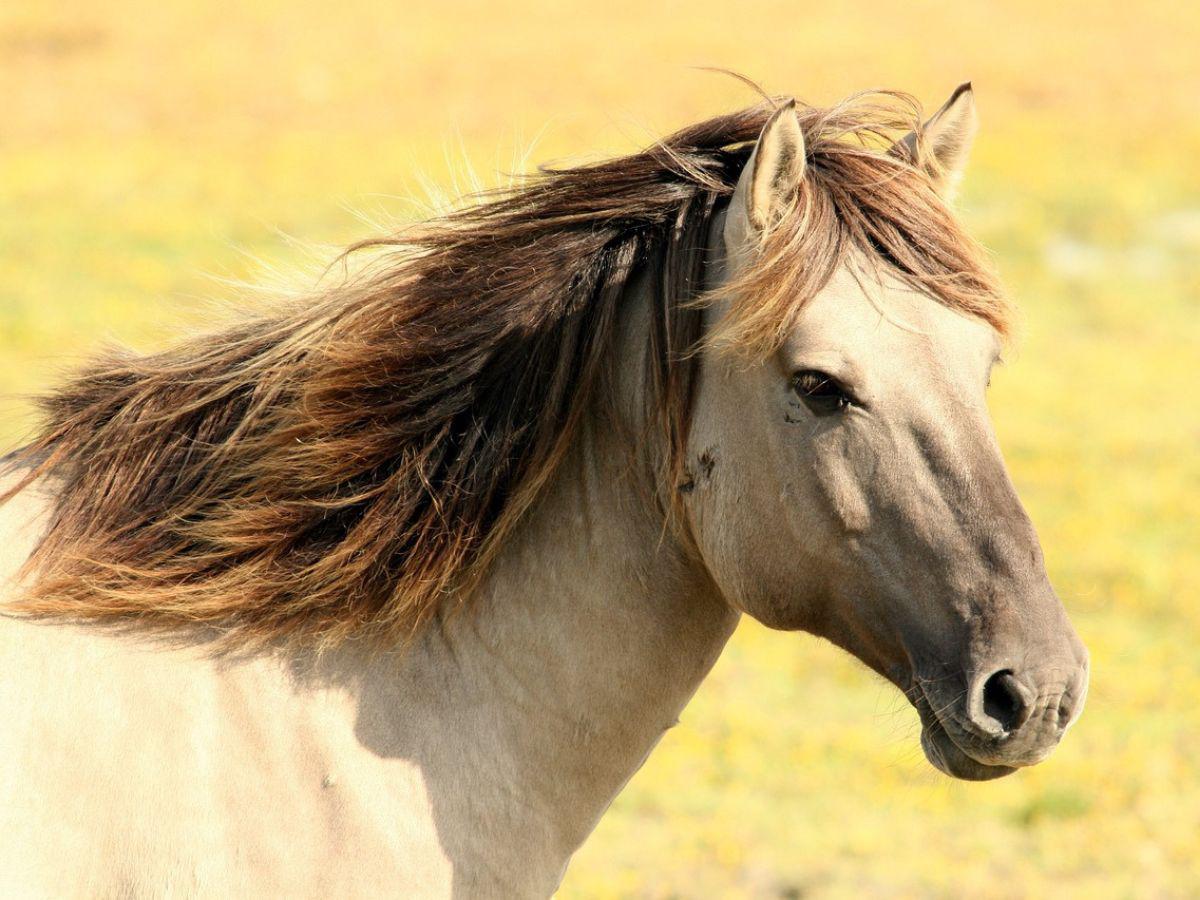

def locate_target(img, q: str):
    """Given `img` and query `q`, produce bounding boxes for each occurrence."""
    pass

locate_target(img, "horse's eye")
[791,369,853,416]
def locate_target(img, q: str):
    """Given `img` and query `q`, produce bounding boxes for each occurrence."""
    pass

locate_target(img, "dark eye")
[791,369,854,416]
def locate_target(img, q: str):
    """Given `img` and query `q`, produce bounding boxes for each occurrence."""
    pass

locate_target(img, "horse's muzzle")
[913,655,1090,781]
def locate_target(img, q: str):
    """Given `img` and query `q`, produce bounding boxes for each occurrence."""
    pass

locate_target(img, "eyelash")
[791,369,855,416]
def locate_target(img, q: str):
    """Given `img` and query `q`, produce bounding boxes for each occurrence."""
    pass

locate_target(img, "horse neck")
[335,264,739,892]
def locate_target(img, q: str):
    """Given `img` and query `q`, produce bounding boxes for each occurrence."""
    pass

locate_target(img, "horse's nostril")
[1057,700,1072,728]
[982,670,1029,733]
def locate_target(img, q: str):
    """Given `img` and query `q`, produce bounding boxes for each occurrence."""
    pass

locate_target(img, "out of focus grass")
[2,1,1198,896]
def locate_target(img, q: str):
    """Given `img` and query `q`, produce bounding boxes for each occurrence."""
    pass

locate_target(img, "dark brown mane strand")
[1,92,1010,649]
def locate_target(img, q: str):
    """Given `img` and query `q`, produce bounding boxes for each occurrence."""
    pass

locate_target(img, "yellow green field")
[2,1,1198,896]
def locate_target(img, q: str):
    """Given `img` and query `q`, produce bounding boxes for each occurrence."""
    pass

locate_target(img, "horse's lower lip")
[908,681,1016,781]
[919,719,1016,781]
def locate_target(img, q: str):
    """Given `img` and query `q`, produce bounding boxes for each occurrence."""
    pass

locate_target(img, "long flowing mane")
[1,92,1010,649]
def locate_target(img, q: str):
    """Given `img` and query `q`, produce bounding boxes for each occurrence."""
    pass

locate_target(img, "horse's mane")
[1,92,1010,650]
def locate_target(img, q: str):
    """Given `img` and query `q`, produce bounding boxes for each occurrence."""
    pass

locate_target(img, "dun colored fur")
[1,92,1010,650]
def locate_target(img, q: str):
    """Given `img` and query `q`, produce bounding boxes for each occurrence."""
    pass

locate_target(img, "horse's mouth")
[910,685,1016,782]
[918,715,1015,781]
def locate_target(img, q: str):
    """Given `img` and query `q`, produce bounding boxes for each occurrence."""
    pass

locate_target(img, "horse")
[0,84,1088,897]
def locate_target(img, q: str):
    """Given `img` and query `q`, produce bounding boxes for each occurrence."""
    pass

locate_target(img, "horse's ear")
[893,82,978,202]
[728,100,806,239]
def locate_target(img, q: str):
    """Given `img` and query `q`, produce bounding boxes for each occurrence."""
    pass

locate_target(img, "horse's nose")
[972,669,1035,735]
[967,665,1087,739]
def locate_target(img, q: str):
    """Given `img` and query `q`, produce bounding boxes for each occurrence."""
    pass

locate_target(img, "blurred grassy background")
[2,1,1198,896]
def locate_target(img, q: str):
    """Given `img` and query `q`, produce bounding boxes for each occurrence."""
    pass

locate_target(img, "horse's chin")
[919,720,1016,782]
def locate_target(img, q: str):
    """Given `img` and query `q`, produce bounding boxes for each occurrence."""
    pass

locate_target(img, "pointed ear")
[893,82,978,201]
[728,100,806,239]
